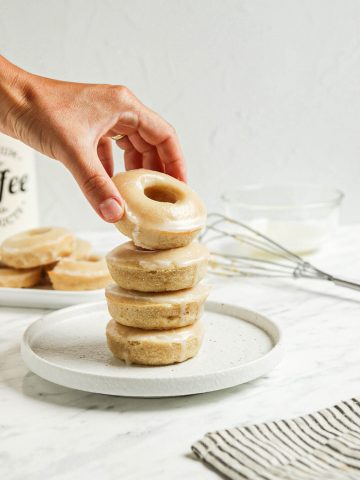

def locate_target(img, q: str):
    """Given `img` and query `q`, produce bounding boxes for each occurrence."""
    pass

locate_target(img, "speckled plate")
[21,300,283,397]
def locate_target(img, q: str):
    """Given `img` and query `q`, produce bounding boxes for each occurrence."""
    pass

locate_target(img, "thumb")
[64,151,124,223]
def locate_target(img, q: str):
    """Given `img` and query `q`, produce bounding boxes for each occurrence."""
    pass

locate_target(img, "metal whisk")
[200,213,360,292]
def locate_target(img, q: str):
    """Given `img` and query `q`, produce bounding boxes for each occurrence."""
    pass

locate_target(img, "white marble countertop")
[1,226,360,480]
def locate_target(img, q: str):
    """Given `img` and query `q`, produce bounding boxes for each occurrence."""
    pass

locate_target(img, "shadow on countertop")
[20,368,262,413]
[0,342,266,413]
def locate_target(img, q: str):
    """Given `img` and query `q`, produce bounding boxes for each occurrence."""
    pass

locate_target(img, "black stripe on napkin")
[192,397,360,480]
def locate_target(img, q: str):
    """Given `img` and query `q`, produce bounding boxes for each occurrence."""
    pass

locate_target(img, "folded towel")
[192,398,360,480]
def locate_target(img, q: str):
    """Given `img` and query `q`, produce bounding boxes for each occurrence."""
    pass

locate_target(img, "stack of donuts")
[0,227,110,290]
[105,169,210,366]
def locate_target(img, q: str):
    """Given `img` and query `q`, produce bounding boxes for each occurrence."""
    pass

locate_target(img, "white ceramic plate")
[0,287,104,309]
[21,300,283,397]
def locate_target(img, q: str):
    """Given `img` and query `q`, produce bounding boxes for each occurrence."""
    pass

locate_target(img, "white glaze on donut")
[110,320,203,344]
[52,255,109,277]
[48,254,111,290]
[1,227,75,268]
[1,228,72,254]
[106,240,209,271]
[112,169,207,249]
[105,282,211,305]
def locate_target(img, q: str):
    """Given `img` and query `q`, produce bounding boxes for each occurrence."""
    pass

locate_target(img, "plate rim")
[0,287,105,309]
[21,300,284,396]
[0,287,104,297]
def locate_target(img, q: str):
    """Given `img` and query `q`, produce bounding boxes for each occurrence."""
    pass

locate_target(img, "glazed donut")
[41,238,93,285]
[1,227,75,268]
[106,240,209,292]
[70,238,92,260]
[48,254,111,291]
[0,266,41,288]
[112,169,207,250]
[106,319,203,365]
[105,282,210,330]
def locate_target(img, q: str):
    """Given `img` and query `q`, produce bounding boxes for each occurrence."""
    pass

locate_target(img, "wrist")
[0,56,33,140]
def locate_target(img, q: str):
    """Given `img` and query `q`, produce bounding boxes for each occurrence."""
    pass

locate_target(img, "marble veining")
[1,227,360,479]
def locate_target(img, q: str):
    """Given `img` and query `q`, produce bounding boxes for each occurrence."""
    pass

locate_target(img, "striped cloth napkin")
[192,398,360,480]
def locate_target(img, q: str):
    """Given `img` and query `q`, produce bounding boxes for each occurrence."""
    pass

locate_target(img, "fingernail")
[99,198,123,222]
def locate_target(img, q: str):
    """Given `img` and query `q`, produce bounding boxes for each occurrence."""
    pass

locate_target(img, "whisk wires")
[201,213,331,281]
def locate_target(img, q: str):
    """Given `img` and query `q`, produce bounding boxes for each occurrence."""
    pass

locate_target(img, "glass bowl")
[221,184,344,254]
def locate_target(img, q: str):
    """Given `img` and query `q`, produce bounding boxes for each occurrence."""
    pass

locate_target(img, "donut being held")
[106,240,209,292]
[106,319,203,365]
[106,282,210,330]
[48,254,111,291]
[1,227,75,268]
[112,169,207,250]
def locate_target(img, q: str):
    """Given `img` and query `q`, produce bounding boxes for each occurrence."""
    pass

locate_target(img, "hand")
[0,56,186,222]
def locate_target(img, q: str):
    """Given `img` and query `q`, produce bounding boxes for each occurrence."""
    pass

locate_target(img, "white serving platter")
[0,287,104,309]
[21,300,283,397]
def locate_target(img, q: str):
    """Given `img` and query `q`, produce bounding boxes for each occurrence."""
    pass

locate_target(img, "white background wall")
[1,0,360,230]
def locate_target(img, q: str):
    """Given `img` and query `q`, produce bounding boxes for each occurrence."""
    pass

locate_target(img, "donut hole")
[29,227,51,236]
[144,185,179,204]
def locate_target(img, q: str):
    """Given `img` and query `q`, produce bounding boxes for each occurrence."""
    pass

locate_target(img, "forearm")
[0,56,31,139]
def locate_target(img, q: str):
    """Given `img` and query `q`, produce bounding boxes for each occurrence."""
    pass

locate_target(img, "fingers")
[142,150,165,172]
[117,132,165,172]
[114,112,186,180]
[63,148,124,223]
[135,108,186,181]
[97,137,114,176]
[156,134,187,181]
[127,132,164,172]
[116,135,133,152]
[123,148,143,171]
[116,136,143,170]
[108,91,187,181]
